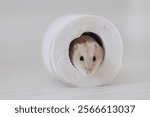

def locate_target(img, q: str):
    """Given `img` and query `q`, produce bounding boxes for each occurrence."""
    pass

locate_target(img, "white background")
[0,0,150,99]
[0,100,149,117]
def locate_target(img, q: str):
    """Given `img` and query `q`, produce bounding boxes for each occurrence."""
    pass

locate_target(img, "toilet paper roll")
[42,15,123,87]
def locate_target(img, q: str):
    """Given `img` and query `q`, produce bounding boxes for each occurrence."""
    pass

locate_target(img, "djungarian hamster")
[69,33,104,75]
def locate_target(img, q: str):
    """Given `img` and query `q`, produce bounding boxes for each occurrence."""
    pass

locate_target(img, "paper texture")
[42,15,123,87]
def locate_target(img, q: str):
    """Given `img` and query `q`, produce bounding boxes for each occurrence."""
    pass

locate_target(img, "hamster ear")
[73,43,79,50]
[94,42,99,48]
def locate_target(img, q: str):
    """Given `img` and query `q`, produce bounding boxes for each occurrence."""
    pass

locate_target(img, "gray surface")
[0,0,150,99]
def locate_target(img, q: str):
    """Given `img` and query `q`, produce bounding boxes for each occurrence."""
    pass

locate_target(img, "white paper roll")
[42,15,123,87]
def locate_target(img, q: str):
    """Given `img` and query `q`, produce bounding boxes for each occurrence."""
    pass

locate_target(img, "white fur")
[72,41,104,75]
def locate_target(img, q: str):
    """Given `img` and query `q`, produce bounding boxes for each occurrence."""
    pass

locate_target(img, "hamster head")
[72,41,104,75]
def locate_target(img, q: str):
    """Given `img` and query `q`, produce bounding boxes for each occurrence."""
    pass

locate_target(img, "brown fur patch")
[69,35,95,64]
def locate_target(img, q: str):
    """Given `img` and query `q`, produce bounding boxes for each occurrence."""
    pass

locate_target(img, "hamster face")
[72,41,104,75]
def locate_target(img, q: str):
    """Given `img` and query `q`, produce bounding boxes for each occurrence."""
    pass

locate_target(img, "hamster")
[69,34,104,75]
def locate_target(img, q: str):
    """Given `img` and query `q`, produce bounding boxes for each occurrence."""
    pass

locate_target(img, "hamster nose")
[86,70,92,74]
[85,67,91,70]
[85,67,92,73]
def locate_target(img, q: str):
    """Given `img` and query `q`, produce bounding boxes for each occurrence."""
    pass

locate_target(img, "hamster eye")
[93,56,96,61]
[80,56,84,61]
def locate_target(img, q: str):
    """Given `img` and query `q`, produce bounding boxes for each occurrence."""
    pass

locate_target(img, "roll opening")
[69,32,105,75]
